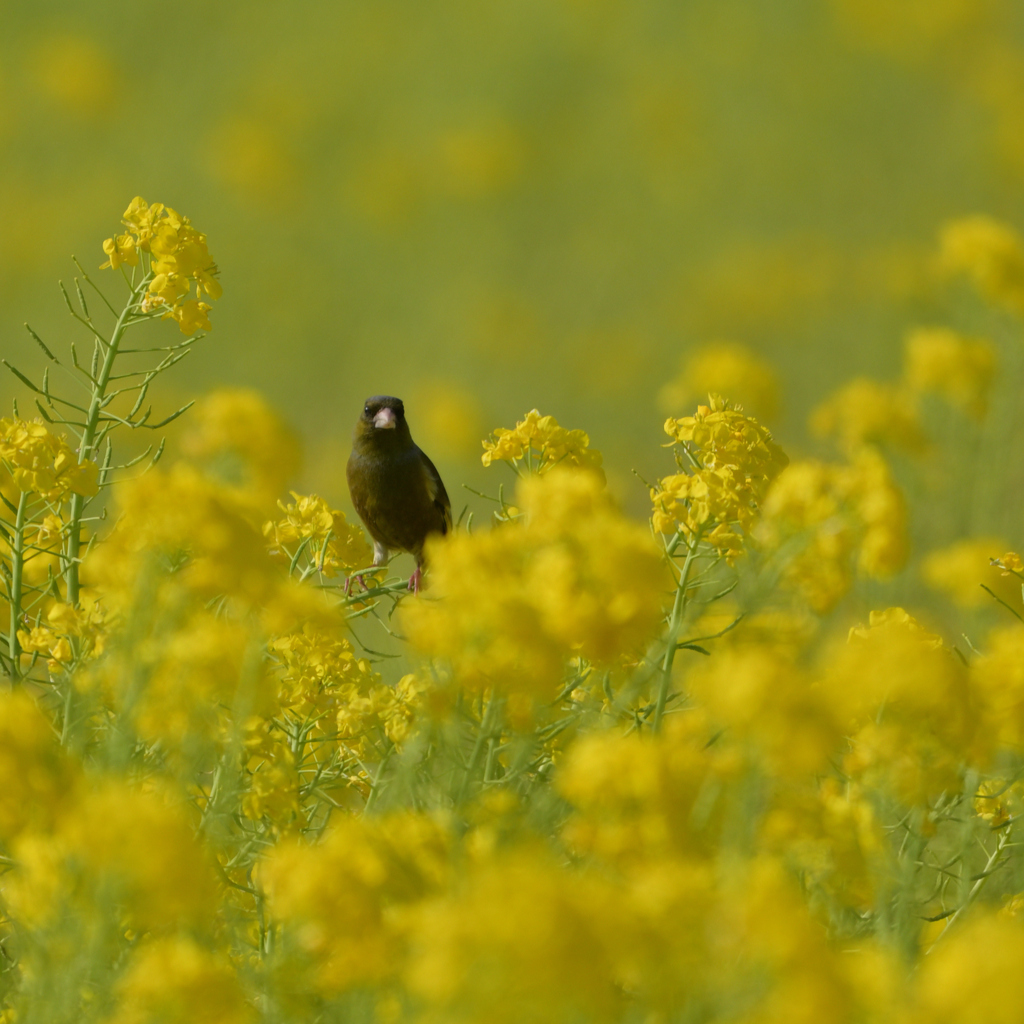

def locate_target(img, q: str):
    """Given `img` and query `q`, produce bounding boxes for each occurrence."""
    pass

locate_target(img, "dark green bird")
[346,396,452,593]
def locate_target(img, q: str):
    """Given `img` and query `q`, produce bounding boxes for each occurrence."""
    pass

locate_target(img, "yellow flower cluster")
[940,214,1024,315]
[17,598,107,672]
[0,691,76,840]
[652,394,788,560]
[825,608,971,803]
[6,778,218,934]
[403,469,666,698]
[0,417,98,500]
[270,624,381,715]
[904,326,997,419]
[264,493,372,577]
[268,626,425,757]
[921,536,1018,608]
[658,340,779,421]
[182,388,301,506]
[810,377,926,455]
[13,202,1024,1024]
[481,408,604,478]
[102,196,221,334]
[108,936,252,1024]
[756,449,908,611]
[86,462,276,611]
[262,813,450,993]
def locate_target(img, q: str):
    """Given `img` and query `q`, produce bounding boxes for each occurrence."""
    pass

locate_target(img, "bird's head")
[354,395,413,449]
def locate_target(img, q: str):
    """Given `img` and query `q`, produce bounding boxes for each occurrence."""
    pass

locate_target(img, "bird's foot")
[345,573,369,596]
[408,567,422,594]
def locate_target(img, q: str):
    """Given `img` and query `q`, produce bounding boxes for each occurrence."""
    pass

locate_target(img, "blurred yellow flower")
[0,691,76,841]
[810,377,926,455]
[658,340,779,421]
[687,644,838,777]
[109,936,253,1024]
[915,913,1024,1023]
[904,326,997,417]
[440,120,526,198]
[973,777,1022,827]
[404,469,665,697]
[921,536,1018,608]
[940,214,1024,315]
[761,778,883,911]
[181,388,301,504]
[408,381,484,460]
[31,35,117,117]
[996,551,1024,575]
[7,781,218,933]
[208,117,296,201]
[823,608,971,802]
[969,624,1024,756]
[406,849,620,1024]
[85,462,277,610]
[263,813,449,993]
[831,0,995,58]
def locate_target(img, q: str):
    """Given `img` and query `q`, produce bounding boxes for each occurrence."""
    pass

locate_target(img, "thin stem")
[457,693,501,803]
[653,532,700,732]
[928,825,1013,951]
[6,492,28,682]
[65,275,150,607]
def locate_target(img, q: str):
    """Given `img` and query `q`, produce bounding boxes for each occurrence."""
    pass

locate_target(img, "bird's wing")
[418,448,452,534]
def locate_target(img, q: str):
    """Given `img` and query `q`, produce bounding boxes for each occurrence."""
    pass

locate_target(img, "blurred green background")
[3,0,1024,531]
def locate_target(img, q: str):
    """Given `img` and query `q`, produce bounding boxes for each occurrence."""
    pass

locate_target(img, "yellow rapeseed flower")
[0,691,76,840]
[0,417,98,501]
[7,781,218,933]
[940,214,1024,315]
[922,537,1018,608]
[405,849,621,1024]
[756,451,907,612]
[262,813,449,993]
[658,340,779,421]
[914,912,1024,1022]
[652,394,787,561]
[108,936,253,1024]
[102,197,221,334]
[264,492,372,576]
[822,608,972,802]
[481,409,604,479]
[904,326,997,418]
[180,388,301,504]
[403,470,666,698]
[810,377,926,455]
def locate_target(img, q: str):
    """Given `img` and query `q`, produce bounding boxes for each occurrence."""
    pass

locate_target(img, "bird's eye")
[364,406,370,416]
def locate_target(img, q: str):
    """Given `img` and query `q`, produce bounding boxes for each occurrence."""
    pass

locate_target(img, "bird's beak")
[373,407,397,429]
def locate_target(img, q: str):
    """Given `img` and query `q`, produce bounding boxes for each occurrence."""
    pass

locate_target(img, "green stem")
[653,533,699,732]
[929,824,1012,951]
[7,491,28,682]
[363,745,394,813]
[457,692,500,803]
[65,276,149,607]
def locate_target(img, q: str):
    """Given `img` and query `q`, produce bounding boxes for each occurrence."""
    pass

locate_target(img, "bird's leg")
[408,565,422,594]
[348,542,389,595]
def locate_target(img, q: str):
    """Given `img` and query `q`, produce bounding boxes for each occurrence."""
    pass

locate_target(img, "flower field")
[2,199,1024,1023]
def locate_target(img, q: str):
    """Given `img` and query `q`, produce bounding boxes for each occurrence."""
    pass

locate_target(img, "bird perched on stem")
[346,395,452,594]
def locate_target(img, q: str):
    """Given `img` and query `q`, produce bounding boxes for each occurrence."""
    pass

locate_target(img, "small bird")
[346,396,452,594]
